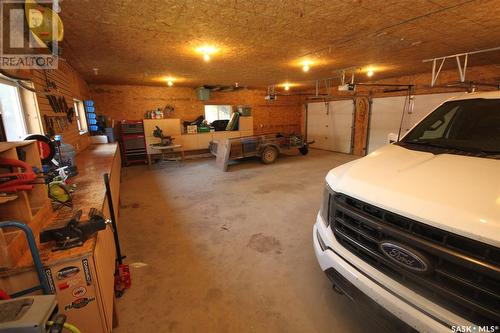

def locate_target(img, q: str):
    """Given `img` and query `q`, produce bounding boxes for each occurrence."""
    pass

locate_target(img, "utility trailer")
[209,133,310,171]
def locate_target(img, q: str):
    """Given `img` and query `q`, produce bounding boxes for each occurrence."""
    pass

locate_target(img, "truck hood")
[326,144,500,247]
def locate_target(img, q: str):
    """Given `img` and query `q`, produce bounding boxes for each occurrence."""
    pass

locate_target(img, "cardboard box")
[187,125,198,134]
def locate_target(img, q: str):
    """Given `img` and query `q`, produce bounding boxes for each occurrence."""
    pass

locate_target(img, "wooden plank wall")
[89,85,303,135]
[29,61,92,152]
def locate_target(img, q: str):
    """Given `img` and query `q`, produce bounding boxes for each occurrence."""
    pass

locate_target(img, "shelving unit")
[0,141,51,270]
[84,100,98,134]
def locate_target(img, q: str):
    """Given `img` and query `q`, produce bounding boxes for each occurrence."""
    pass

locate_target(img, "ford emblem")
[379,241,430,273]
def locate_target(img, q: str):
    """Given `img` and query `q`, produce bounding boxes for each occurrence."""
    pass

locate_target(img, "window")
[0,80,27,141]
[401,98,500,157]
[204,105,232,123]
[74,99,88,134]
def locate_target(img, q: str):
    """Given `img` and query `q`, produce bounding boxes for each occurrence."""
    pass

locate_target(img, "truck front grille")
[329,193,500,326]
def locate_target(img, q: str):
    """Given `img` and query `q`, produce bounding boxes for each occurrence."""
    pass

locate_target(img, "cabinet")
[0,144,121,333]
[238,116,253,132]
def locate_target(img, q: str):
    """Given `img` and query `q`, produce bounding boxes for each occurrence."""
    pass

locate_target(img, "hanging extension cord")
[46,320,82,333]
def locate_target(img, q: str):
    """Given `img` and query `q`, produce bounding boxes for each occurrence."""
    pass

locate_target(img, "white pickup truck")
[313,92,500,332]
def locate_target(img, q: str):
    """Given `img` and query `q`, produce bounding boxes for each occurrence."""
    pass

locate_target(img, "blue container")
[86,106,95,113]
[89,125,98,132]
[84,100,94,107]
[87,113,96,119]
[88,119,97,125]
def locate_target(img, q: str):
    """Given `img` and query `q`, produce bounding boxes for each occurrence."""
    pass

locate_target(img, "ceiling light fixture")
[165,76,175,86]
[366,69,374,77]
[284,83,290,91]
[196,45,218,62]
[302,61,311,72]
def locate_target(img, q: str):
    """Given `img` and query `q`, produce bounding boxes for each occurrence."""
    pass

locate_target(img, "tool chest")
[119,120,147,166]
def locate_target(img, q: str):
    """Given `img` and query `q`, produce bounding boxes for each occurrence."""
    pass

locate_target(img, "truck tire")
[261,146,278,164]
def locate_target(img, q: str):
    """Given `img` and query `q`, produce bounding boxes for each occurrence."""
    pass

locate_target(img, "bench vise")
[40,208,110,251]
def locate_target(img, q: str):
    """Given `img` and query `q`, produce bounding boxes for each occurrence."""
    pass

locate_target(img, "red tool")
[114,264,131,297]
[0,158,37,193]
[0,289,11,300]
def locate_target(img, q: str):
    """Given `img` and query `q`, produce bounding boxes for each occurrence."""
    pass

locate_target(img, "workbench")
[0,143,121,333]
[148,144,184,164]
[143,117,254,164]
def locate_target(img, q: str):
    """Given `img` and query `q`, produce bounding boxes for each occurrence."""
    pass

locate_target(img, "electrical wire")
[0,69,58,96]
[46,321,82,333]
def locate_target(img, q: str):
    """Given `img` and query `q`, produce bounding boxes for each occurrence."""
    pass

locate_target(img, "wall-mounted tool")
[43,115,56,137]
[66,107,75,123]
[39,209,109,251]
[47,95,61,113]
[42,70,57,91]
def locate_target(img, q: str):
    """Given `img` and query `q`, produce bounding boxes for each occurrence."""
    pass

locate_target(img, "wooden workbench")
[0,143,121,333]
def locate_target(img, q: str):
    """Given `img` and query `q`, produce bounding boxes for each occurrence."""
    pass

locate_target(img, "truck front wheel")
[261,147,278,164]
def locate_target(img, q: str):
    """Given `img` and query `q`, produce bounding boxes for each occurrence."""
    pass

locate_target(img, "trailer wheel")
[261,146,278,164]
[299,147,309,155]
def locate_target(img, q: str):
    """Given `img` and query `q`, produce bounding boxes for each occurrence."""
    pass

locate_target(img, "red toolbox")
[119,120,147,166]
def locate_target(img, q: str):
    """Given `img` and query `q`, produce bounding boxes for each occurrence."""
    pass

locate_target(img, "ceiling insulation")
[59,0,500,87]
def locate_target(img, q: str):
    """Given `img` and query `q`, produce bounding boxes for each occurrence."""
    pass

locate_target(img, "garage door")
[368,96,407,153]
[368,92,462,153]
[307,100,354,153]
[307,102,330,150]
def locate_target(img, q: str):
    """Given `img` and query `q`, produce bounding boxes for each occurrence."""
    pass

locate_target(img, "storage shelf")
[0,141,50,270]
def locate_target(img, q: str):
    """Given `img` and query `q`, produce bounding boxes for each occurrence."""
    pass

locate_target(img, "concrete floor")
[113,149,383,333]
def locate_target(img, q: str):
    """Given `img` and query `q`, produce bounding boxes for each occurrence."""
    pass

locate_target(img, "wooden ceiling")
[59,0,500,87]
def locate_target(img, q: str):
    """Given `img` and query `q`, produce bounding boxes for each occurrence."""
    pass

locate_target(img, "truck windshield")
[400,98,500,158]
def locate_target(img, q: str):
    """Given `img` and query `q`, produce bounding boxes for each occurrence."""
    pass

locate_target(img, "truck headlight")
[320,185,332,227]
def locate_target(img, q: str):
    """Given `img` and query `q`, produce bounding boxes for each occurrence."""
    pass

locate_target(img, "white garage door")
[368,92,463,153]
[368,96,407,153]
[307,102,330,150]
[307,100,354,153]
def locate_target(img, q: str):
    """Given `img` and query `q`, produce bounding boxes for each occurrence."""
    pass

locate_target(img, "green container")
[198,126,210,132]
